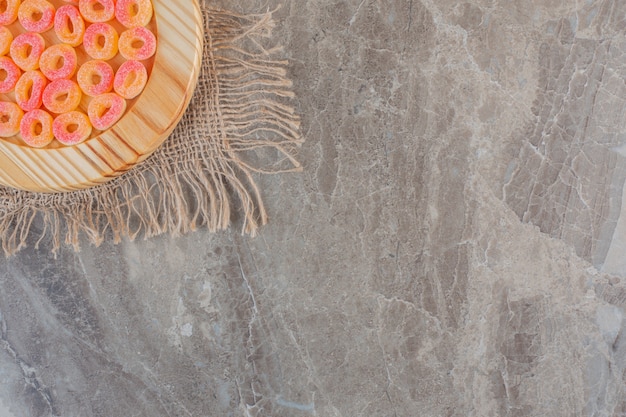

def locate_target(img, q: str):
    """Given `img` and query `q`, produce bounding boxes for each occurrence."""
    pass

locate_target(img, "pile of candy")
[0,0,156,147]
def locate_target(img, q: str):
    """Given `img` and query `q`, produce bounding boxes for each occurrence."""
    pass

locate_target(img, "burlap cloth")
[0,4,302,255]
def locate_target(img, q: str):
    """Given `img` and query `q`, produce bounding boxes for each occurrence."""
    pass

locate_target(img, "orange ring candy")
[115,0,152,28]
[42,79,82,114]
[10,32,46,71]
[0,0,19,25]
[20,109,54,147]
[77,59,113,96]
[88,92,126,130]
[18,0,56,33]
[78,0,115,23]
[83,22,118,60]
[53,111,92,145]
[39,44,77,80]
[15,70,47,111]
[0,56,21,93]
[114,60,147,99]
[0,26,13,56]
[118,26,156,60]
[54,5,85,47]
[0,101,23,137]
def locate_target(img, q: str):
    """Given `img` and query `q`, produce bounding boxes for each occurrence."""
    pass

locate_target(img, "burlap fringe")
[0,6,302,256]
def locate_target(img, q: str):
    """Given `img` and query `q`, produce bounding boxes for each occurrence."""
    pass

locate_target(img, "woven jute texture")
[0,4,302,256]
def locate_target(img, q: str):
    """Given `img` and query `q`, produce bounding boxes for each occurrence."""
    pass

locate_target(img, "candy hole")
[91,73,101,85]
[25,81,33,98]
[66,16,74,34]
[124,71,136,88]
[93,2,105,12]
[0,114,9,123]
[32,121,42,136]
[66,123,78,133]
[130,3,138,16]
[31,10,43,22]
[55,56,65,70]
[96,35,105,48]
[0,69,7,82]
[0,1,6,14]
[56,92,69,103]
[24,44,33,57]
[131,39,144,50]
[98,104,111,118]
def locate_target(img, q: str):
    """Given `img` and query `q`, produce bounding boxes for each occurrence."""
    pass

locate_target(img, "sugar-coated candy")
[54,5,85,47]
[0,0,20,25]
[78,0,114,23]
[0,26,13,56]
[15,70,47,111]
[18,0,55,33]
[88,92,126,130]
[83,22,118,60]
[115,0,152,28]
[42,79,81,114]
[53,111,92,145]
[20,109,53,147]
[39,44,77,80]
[114,59,146,99]
[0,57,21,93]
[118,26,156,61]
[0,102,23,137]
[10,32,45,71]
[0,0,158,148]
[77,59,113,96]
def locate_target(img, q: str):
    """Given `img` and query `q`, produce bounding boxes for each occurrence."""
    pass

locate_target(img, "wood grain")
[0,0,203,192]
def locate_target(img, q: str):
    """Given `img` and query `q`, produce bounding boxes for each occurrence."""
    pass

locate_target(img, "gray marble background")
[3,0,626,416]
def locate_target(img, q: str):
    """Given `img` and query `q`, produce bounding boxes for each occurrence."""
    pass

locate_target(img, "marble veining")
[2,0,626,416]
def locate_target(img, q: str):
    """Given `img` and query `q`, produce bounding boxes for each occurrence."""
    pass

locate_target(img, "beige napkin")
[0,5,302,255]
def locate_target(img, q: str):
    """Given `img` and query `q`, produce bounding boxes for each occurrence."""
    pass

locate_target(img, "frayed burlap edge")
[0,5,302,256]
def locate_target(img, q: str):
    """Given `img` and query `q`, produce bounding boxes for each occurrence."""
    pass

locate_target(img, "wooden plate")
[0,0,203,193]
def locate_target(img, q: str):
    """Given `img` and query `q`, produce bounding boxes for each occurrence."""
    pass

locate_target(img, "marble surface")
[3,0,626,415]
